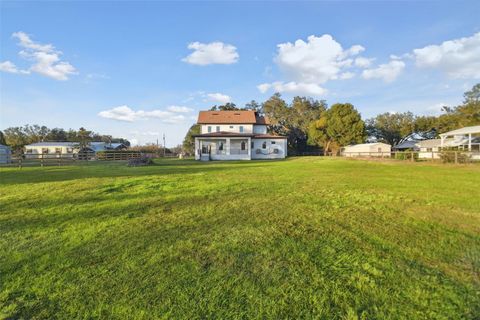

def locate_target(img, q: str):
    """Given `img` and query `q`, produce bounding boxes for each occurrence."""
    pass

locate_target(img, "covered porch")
[195,137,251,161]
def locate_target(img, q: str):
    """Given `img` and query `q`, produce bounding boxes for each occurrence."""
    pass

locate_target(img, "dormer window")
[216,126,220,132]
[208,126,212,133]
[239,126,244,133]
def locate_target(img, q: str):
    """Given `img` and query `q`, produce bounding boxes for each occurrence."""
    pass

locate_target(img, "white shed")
[342,142,391,157]
[0,144,12,164]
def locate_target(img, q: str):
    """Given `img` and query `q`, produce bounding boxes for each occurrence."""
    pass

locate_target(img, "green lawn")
[1,157,479,319]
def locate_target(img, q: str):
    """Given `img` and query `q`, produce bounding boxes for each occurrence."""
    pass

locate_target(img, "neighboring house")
[393,140,420,151]
[417,139,445,159]
[439,125,480,152]
[193,110,287,160]
[0,144,12,164]
[24,142,79,158]
[24,141,128,158]
[342,142,391,157]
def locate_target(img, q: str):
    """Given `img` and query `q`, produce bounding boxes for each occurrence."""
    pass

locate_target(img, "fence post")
[411,152,414,162]
[18,157,22,169]
[41,153,44,167]
[454,151,458,164]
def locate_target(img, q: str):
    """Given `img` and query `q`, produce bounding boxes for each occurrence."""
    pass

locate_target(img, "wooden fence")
[0,151,144,168]
[340,151,480,164]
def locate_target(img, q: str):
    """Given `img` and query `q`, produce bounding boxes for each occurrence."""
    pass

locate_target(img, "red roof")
[197,111,268,124]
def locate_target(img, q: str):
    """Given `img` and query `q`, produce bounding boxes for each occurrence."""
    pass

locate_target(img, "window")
[239,126,244,133]
[42,148,49,154]
[208,126,212,133]
[55,148,62,154]
[26,149,33,154]
[251,141,254,149]
[262,141,267,149]
[426,148,432,152]
[241,141,246,150]
[229,126,234,129]
[271,141,276,144]
[219,142,224,151]
[377,147,382,153]
[216,126,220,132]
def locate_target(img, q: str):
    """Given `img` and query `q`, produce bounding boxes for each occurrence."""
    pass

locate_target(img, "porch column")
[440,136,445,149]
[468,133,472,151]
[195,139,199,159]
[247,137,251,158]
[226,138,231,155]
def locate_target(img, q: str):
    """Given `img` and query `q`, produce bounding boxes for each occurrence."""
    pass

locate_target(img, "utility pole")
[163,134,166,157]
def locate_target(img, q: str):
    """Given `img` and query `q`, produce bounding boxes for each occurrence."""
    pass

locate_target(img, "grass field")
[1,157,479,319]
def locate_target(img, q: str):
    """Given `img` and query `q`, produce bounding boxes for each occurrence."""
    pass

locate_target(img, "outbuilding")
[342,142,391,157]
[0,144,12,164]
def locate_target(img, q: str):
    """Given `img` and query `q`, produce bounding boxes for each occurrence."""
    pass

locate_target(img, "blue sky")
[1,1,479,146]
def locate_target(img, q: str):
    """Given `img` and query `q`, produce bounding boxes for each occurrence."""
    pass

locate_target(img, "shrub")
[127,156,153,167]
[394,152,418,161]
[439,149,470,163]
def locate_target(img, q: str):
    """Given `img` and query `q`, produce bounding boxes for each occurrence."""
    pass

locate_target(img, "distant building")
[0,144,12,164]
[342,142,391,157]
[439,125,480,152]
[193,110,287,161]
[393,140,420,151]
[24,142,78,158]
[24,141,128,158]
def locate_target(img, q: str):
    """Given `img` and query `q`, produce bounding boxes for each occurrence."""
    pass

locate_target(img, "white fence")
[341,151,480,164]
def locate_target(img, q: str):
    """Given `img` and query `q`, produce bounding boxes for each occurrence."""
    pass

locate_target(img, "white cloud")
[258,34,372,95]
[206,93,232,104]
[354,57,374,68]
[362,60,405,82]
[274,34,364,84]
[413,32,480,79]
[339,72,355,80]
[257,81,327,96]
[98,105,188,123]
[182,41,239,65]
[12,31,54,52]
[1,31,77,80]
[0,61,29,74]
[257,83,271,94]
[166,106,194,113]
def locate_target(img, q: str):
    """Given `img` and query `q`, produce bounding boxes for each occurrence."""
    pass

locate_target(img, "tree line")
[0,125,130,150]
[183,83,480,155]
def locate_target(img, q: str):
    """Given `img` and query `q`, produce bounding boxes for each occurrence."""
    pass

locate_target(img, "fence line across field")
[0,151,179,168]
[340,150,480,164]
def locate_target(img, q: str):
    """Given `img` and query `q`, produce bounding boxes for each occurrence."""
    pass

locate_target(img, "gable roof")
[197,111,268,124]
[393,140,419,149]
[439,125,480,137]
[25,142,78,147]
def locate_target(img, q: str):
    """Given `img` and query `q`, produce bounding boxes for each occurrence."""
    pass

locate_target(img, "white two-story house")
[194,110,287,160]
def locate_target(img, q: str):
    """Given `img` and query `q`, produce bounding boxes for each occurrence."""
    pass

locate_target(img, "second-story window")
[216,126,220,132]
[208,126,212,133]
[239,126,244,133]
